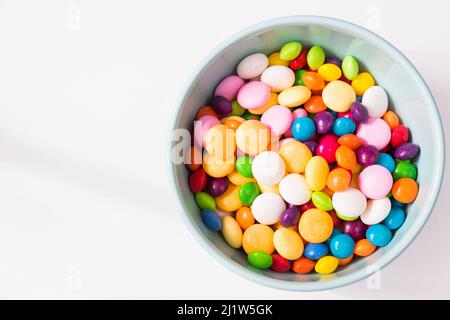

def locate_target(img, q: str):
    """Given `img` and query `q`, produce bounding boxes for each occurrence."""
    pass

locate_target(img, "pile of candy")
[185,41,419,275]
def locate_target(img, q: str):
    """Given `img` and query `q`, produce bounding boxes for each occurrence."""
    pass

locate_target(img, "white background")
[0,0,449,299]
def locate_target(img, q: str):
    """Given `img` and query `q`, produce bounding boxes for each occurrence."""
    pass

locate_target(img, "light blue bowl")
[169,16,445,291]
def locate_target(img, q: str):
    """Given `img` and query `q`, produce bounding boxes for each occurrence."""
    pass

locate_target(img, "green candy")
[393,161,417,180]
[231,99,246,116]
[294,69,307,86]
[336,211,359,221]
[280,41,302,61]
[239,182,260,206]
[341,55,359,80]
[195,192,216,211]
[242,113,260,121]
[235,155,253,178]
[306,46,325,70]
[248,251,273,269]
[311,191,333,211]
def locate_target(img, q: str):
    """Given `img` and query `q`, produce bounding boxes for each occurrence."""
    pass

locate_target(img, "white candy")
[361,86,388,118]
[279,173,311,205]
[332,187,367,218]
[252,151,286,186]
[236,53,269,80]
[251,192,286,225]
[260,66,295,92]
[360,197,391,225]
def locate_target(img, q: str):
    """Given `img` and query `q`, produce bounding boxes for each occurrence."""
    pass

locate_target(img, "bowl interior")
[170,17,444,290]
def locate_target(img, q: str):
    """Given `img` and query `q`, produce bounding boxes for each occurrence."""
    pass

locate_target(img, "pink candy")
[358,164,393,200]
[261,105,293,136]
[237,81,270,110]
[194,115,221,147]
[356,117,391,150]
[214,75,245,101]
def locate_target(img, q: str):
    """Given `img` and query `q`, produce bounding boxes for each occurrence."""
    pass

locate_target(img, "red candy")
[390,125,409,148]
[339,75,351,84]
[289,49,308,70]
[270,254,291,272]
[337,111,354,121]
[300,201,316,213]
[329,210,341,228]
[316,134,340,163]
[189,168,207,193]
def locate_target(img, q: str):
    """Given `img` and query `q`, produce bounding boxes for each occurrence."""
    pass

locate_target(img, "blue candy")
[292,117,316,141]
[383,207,406,230]
[391,198,406,208]
[366,224,392,247]
[326,228,342,245]
[330,234,355,259]
[332,117,356,136]
[377,153,395,173]
[201,209,222,231]
[304,243,329,260]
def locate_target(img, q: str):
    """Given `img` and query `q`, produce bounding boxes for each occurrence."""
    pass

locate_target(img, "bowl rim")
[168,15,445,291]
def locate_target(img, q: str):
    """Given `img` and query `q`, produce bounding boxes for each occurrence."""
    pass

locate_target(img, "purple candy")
[394,143,419,160]
[304,140,318,155]
[350,102,369,124]
[280,206,300,227]
[314,111,335,134]
[341,219,368,241]
[205,177,229,197]
[211,95,232,115]
[325,56,342,66]
[357,145,379,166]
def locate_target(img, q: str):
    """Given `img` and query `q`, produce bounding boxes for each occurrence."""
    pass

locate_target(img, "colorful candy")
[186,42,420,276]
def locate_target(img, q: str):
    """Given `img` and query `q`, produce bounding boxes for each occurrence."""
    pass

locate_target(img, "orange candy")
[335,145,357,170]
[236,207,255,230]
[224,119,242,130]
[304,95,327,113]
[326,168,351,192]
[302,72,325,91]
[292,257,316,274]
[195,105,219,120]
[354,239,376,257]
[322,186,335,198]
[337,134,362,150]
[392,178,418,203]
[339,254,354,266]
[383,111,400,130]
[186,146,203,171]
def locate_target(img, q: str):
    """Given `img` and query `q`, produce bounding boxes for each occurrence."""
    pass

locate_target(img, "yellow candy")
[235,120,270,156]
[268,52,290,67]
[298,208,333,243]
[215,184,242,212]
[305,156,329,191]
[257,182,279,194]
[222,216,243,249]
[351,72,375,96]
[315,256,339,275]
[273,228,304,260]
[249,92,278,115]
[204,124,236,161]
[243,224,275,254]
[279,141,312,173]
[228,170,256,186]
[322,80,356,112]
[278,86,312,108]
[203,153,235,178]
[317,63,342,82]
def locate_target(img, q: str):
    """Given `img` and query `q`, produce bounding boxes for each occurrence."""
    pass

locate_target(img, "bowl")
[168,16,445,291]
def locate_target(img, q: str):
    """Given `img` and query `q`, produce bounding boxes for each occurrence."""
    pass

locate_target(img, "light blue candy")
[332,117,356,136]
[366,224,392,247]
[330,234,355,259]
[383,207,406,230]
[377,153,395,172]
[292,117,316,141]
[201,209,222,231]
[304,243,329,260]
